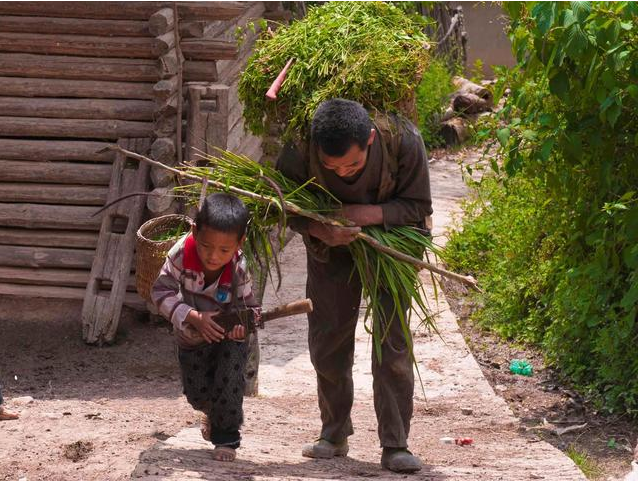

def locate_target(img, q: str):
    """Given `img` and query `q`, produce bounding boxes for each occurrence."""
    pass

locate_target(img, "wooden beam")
[0,245,95,269]
[0,97,155,121]
[0,183,108,206]
[0,32,168,59]
[82,137,151,344]
[0,2,248,21]
[0,283,145,311]
[0,161,112,185]
[0,267,136,290]
[0,15,150,37]
[0,139,114,161]
[0,77,154,100]
[0,53,160,82]
[0,203,103,230]
[181,39,238,61]
[183,60,218,82]
[0,228,98,248]
[0,116,153,139]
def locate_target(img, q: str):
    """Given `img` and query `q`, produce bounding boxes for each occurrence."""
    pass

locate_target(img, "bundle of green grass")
[177,150,439,362]
[239,1,432,139]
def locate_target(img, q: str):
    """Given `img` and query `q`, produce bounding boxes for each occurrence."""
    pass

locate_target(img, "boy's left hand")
[227,324,246,341]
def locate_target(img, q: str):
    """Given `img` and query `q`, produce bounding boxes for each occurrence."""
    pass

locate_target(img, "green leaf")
[549,70,570,100]
[571,1,591,22]
[497,128,511,147]
[564,23,590,58]
[523,129,538,141]
[539,113,554,127]
[490,157,500,174]
[540,138,554,161]
[606,104,622,127]
[532,2,557,34]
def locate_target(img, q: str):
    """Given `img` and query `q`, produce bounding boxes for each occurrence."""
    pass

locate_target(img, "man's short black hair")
[194,192,249,240]
[311,98,372,157]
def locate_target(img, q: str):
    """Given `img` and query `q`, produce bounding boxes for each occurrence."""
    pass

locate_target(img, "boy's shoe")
[381,448,422,473]
[302,438,349,459]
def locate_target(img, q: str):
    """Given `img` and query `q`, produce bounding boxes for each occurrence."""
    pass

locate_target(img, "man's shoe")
[302,438,349,459]
[381,448,422,473]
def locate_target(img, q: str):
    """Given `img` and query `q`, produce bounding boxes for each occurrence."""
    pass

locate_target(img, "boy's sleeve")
[235,256,260,308]
[151,246,193,331]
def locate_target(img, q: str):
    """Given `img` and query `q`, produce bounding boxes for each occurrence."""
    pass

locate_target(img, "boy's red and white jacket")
[151,232,254,333]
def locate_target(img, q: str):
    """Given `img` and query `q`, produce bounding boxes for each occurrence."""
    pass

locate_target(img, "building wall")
[462,2,515,78]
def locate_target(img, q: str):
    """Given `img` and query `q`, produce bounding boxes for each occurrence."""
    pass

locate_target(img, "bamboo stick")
[105,145,480,291]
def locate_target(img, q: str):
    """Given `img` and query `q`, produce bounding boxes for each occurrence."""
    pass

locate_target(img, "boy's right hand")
[187,310,225,343]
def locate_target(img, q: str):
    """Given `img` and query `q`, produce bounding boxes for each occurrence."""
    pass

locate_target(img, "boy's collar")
[183,233,238,286]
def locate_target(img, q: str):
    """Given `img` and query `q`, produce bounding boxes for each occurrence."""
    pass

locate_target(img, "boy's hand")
[187,310,225,343]
[227,324,246,341]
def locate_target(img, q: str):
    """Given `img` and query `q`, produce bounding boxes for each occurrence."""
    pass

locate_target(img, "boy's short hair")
[311,98,372,157]
[195,192,249,240]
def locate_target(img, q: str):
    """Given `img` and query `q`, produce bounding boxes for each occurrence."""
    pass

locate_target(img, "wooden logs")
[0,77,154,100]
[180,39,238,61]
[0,267,136,290]
[154,116,177,138]
[0,116,153,139]
[0,228,98,249]
[0,183,108,205]
[149,8,174,36]
[440,117,469,146]
[0,139,114,161]
[153,77,179,101]
[0,203,102,230]
[453,76,493,103]
[0,53,161,82]
[453,93,492,115]
[0,97,155,121]
[183,60,218,82]
[0,15,150,37]
[0,245,95,269]
[0,161,112,185]
[150,137,176,163]
[147,186,177,214]
[0,2,248,21]
[0,32,161,59]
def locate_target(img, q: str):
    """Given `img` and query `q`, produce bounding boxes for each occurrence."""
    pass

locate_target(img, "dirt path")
[0,149,584,480]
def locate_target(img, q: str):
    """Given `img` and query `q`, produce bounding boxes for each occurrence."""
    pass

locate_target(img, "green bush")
[444,1,638,415]
[415,58,455,148]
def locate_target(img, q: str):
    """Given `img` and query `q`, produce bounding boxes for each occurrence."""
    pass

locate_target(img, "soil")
[0,147,634,481]
[440,276,638,481]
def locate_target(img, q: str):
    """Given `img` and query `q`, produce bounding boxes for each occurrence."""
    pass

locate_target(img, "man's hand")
[187,310,225,343]
[227,324,246,341]
[339,204,383,227]
[308,220,361,246]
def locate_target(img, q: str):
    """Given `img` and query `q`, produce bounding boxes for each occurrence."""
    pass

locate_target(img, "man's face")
[319,129,376,178]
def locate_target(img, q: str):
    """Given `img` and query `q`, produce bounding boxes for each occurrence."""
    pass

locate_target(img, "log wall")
[0,1,266,323]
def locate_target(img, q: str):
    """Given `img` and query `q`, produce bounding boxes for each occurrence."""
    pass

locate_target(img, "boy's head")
[192,193,249,272]
[311,98,376,178]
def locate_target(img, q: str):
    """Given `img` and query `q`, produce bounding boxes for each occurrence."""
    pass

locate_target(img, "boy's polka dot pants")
[178,339,247,448]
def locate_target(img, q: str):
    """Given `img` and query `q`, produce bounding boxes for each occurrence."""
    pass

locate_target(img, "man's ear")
[238,234,247,246]
[367,128,376,146]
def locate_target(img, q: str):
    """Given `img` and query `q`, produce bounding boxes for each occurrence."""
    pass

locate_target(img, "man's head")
[193,193,249,272]
[311,99,375,178]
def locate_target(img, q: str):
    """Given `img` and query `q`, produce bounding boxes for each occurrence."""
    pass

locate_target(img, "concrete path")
[132,151,584,481]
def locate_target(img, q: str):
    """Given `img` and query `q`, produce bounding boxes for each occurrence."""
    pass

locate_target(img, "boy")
[152,192,259,462]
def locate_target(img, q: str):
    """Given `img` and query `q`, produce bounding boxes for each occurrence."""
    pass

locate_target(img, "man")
[276,98,432,473]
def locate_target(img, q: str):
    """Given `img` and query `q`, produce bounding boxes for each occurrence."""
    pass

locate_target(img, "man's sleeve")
[379,121,433,229]
[276,141,311,233]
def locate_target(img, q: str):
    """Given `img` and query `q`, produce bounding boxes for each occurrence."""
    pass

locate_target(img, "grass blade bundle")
[176,150,440,360]
[239,1,431,139]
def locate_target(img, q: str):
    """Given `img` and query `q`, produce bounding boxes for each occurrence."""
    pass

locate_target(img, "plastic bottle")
[509,359,533,376]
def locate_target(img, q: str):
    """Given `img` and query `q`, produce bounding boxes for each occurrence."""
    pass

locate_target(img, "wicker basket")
[135,214,192,303]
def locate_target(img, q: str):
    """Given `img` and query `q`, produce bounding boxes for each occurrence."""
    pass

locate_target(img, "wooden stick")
[262,298,313,322]
[104,145,480,291]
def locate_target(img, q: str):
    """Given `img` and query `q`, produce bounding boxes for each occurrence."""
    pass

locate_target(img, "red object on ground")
[455,438,474,446]
[266,58,294,100]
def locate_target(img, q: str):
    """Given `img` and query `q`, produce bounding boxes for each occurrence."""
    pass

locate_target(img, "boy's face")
[193,225,244,273]
[318,128,376,178]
